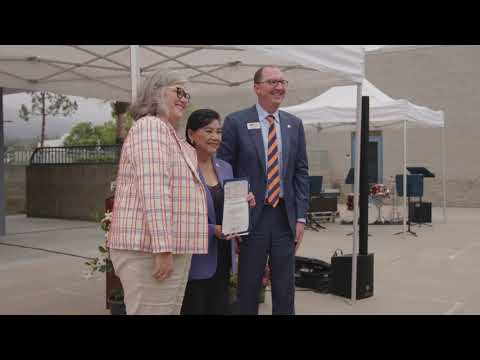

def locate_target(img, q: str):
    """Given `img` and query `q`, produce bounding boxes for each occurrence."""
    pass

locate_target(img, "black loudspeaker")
[409,202,432,223]
[331,253,374,299]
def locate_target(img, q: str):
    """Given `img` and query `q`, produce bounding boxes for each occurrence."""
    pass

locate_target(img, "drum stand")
[389,176,403,224]
[371,195,390,225]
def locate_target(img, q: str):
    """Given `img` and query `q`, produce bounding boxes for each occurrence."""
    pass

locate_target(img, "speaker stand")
[394,196,418,237]
[346,231,371,237]
[393,220,418,237]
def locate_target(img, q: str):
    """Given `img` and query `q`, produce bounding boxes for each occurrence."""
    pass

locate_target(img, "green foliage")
[123,112,134,134]
[97,121,117,144]
[109,288,124,302]
[63,121,117,146]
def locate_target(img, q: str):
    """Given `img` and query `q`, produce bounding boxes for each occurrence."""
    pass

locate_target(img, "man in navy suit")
[217,66,309,315]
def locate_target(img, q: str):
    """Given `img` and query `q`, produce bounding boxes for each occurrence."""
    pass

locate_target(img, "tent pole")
[351,83,362,303]
[130,45,140,102]
[442,125,447,223]
[403,120,407,237]
[0,87,5,236]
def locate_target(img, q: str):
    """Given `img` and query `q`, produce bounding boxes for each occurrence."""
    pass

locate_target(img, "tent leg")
[0,87,5,236]
[442,125,447,223]
[350,83,362,303]
[403,120,407,238]
[130,45,140,102]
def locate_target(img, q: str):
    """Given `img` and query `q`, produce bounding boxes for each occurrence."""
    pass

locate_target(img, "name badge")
[247,122,261,130]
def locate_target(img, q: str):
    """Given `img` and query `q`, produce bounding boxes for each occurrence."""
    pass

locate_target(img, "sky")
[3,93,112,142]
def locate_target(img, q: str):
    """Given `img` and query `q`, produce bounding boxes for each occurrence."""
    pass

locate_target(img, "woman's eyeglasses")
[174,87,191,102]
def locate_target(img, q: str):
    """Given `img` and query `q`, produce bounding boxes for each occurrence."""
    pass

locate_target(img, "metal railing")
[29,145,121,165]
[3,146,35,165]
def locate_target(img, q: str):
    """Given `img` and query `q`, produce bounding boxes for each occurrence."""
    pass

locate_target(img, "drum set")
[344,176,402,225]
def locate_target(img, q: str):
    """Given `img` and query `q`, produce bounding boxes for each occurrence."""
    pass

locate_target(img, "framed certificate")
[221,178,250,236]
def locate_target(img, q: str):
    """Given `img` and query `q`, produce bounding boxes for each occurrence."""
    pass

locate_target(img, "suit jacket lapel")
[212,155,226,188]
[279,111,290,179]
[246,106,267,177]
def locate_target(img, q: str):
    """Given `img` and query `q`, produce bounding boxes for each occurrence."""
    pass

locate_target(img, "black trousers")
[236,200,295,315]
[181,240,231,315]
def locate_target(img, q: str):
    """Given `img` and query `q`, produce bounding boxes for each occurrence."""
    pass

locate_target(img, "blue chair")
[395,174,424,198]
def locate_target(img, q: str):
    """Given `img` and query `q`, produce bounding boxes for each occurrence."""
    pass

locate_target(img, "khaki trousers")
[110,249,192,315]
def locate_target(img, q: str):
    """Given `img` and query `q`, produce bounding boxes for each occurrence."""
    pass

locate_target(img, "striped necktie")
[266,114,280,208]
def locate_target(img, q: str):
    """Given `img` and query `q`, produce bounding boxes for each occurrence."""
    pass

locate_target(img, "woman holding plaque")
[181,109,255,315]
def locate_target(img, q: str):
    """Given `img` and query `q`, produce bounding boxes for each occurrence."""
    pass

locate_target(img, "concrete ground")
[0,206,479,315]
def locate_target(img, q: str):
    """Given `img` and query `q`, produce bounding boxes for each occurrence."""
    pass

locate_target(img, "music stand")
[306,176,326,230]
[407,167,435,178]
[407,167,434,227]
[393,174,424,237]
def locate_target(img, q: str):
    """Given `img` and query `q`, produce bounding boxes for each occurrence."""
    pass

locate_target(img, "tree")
[110,101,130,144]
[19,91,78,147]
[95,121,117,145]
[63,121,117,146]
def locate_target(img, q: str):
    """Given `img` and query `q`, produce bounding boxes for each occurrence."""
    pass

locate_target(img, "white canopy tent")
[364,45,446,54]
[0,45,366,302]
[0,45,364,101]
[282,79,446,235]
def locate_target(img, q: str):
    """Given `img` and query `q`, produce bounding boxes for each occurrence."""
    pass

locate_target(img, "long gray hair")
[129,69,188,121]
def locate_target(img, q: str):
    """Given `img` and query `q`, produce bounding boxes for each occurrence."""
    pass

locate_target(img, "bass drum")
[347,193,354,211]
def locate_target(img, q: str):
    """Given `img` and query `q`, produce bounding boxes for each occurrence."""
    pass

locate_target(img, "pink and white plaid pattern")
[107,116,209,254]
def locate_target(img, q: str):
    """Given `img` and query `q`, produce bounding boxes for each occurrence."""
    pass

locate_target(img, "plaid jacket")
[106,116,209,254]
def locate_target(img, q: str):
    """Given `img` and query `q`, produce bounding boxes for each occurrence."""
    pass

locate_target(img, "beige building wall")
[366,46,480,207]
[180,46,480,208]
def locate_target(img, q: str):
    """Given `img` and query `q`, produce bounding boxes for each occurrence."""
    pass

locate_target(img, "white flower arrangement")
[84,211,113,279]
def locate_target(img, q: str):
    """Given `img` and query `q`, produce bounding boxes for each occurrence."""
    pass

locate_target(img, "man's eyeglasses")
[255,79,289,87]
[173,87,191,102]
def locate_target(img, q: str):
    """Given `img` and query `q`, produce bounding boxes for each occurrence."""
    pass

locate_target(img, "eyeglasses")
[255,79,289,87]
[173,87,191,102]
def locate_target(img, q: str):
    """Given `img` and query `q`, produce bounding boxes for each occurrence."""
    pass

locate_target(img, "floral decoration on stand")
[83,210,113,279]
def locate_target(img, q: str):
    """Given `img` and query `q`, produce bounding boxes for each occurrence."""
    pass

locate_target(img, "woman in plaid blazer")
[106,70,209,315]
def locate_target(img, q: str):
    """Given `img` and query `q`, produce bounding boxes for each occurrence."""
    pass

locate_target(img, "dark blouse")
[207,183,231,270]
[208,183,224,226]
